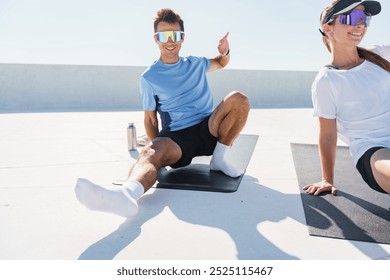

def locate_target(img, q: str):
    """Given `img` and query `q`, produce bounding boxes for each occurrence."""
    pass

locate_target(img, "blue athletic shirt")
[140,56,213,131]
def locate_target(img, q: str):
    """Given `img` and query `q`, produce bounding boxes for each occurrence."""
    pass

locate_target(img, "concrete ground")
[1,108,389,260]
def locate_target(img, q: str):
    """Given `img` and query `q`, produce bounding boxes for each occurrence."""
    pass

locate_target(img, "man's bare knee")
[226,91,250,112]
[138,144,157,162]
[138,137,181,167]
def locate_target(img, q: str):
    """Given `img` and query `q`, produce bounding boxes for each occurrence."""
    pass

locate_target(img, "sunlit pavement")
[1,108,389,260]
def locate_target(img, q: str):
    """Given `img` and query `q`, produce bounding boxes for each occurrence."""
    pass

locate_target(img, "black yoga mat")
[291,143,390,244]
[156,134,258,193]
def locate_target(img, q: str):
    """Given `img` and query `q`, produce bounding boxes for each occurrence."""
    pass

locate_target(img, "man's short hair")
[154,8,184,32]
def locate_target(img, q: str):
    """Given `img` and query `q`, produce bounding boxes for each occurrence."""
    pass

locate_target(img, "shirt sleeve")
[311,72,337,119]
[204,57,211,71]
[140,76,157,111]
[188,56,211,72]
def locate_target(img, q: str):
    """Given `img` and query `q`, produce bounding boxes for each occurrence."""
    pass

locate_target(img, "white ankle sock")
[210,142,242,178]
[75,178,144,217]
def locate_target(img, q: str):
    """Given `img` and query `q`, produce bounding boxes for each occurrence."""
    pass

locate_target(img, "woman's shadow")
[78,175,303,260]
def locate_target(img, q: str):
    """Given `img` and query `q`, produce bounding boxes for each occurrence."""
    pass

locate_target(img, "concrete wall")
[0,63,316,113]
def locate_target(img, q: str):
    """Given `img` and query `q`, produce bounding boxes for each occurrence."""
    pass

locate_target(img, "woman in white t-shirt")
[304,0,390,196]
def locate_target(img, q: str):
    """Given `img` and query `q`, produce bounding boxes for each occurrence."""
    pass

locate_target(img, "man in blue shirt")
[75,8,250,217]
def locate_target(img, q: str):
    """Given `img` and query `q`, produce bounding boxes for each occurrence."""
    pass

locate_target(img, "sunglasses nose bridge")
[166,36,175,43]
[359,17,367,24]
[354,17,366,27]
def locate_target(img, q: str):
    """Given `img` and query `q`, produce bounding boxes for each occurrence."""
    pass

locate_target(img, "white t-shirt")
[312,44,390,165]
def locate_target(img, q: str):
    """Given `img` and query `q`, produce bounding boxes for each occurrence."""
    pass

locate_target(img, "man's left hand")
[218,32,230,56]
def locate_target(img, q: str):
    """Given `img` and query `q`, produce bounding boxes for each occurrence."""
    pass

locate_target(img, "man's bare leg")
[209,91,250,177]
[75,138,182,217]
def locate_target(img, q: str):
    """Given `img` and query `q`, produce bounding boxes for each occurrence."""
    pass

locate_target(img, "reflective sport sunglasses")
[154,31,184,43]
[338,9,371,27]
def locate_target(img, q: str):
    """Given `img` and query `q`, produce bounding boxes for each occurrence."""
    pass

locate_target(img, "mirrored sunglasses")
[155,31,184,43]
[338,9,371,27]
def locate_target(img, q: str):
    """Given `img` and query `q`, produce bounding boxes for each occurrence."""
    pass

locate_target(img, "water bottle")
[127,122,137,151]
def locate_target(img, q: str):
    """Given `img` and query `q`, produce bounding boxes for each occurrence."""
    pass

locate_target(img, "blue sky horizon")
[0,0,389,71]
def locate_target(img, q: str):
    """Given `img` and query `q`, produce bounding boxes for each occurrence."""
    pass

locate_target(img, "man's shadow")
[78,175,303,260]
[78,171,390,260]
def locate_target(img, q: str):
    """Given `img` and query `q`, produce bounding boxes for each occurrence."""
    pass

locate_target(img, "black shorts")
[356,146,387,193]
[157,116,218,168]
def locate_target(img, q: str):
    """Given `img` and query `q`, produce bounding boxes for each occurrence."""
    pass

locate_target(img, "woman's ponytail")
[357,47,390,72]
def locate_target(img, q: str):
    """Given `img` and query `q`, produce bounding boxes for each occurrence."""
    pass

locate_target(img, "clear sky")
[0,0,389,71]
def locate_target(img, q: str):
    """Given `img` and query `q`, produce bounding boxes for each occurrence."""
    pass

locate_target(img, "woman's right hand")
[303,180,337,196]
